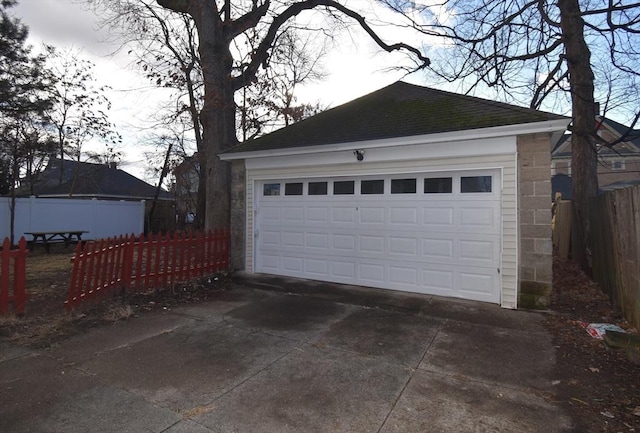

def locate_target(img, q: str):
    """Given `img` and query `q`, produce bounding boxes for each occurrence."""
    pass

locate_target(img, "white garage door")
[254,170,501,303]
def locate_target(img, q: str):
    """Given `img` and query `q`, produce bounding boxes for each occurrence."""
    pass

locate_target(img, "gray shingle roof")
[225,81,568,154]
[15,158,173,200]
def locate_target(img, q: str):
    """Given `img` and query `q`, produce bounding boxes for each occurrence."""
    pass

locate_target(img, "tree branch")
[225,0,270,41]
[156,0,192,14]
[232,0,430,90]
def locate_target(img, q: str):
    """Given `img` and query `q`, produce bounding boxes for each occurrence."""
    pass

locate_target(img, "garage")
[220,82,569,308]
[255,170,501,303]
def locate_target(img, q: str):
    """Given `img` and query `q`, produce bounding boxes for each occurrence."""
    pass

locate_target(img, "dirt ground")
[548,255,640,433]
[1,245,639,432]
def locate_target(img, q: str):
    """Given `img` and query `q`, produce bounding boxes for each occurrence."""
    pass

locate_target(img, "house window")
[361,180,384,194]
[285,182,303,195]
[424,177,452,194]
[461,176,492,193]
[308,182,328,195]
[263,183,280,196]
[391,178,416,194]
[611,160,625,171]
[333,180,355,195]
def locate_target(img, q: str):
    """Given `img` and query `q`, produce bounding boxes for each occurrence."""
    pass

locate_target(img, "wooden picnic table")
[24,230,88,253]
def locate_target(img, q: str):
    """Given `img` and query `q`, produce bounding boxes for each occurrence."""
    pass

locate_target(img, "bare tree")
[391,0,640,269]
[89,1,329,226]
[86,0,429,230]
[120,4,209,227]
[237,28,327,140]
[43,46,122,187]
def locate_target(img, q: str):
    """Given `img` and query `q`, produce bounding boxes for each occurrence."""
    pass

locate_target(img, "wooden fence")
[65,229,230,310]
[553,185,640,329]
[0,237,29,315]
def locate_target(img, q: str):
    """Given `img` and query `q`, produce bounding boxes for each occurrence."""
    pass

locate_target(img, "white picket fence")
[1,197,145,242]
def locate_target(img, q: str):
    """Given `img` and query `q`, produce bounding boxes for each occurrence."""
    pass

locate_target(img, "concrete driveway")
[1,276,574,432]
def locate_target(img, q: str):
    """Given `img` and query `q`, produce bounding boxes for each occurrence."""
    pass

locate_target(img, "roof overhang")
[28,194,175,201]
[220,119,570,161]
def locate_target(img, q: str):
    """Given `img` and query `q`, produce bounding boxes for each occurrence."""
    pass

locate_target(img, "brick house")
[220,82,570,308]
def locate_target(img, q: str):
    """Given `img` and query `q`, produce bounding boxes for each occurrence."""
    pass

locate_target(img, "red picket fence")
[65,229,230,310]
[0,237,29,315]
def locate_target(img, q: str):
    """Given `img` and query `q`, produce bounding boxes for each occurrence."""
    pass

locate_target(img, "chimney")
[108,161,117,169]
[594,102,600,115]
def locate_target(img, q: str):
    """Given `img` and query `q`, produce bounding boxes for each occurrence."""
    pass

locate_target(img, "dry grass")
[1,244,120,347]
[25,245,75,296]
[2,242,230,347]
[102,304,134,322]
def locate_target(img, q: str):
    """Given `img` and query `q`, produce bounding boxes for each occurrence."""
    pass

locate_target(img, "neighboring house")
[14,158,175,232]
[552,116,640,199]
[173,153,200,226]
[220,81,570,309]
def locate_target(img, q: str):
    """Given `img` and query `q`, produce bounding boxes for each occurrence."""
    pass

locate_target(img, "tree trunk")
[558,0,598,270]
[194,9,236,231]
[199,79,235,231]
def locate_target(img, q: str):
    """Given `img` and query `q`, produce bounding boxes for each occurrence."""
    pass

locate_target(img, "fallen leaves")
[548,254,640,433]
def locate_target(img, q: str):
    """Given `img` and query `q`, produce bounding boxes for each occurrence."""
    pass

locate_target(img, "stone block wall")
[517,133,553,308]
[230,159,246,271]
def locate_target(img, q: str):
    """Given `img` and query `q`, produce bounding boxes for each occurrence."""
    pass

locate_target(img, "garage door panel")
[422,207,454,227]
[282,256,303,272]
[333,234,356,251]
[459,239,496,261]
[331,261,356,279]
[358,263,385,284]
[304,258,329,277]
[389,208,418,225]
[261,231,280,246]
[389,265,418,286]
[305,232,329,249]
[422,269,454,293]
[262,207,281,221]
[360,235,385,253]
[422,238,454,258]
[307,207,329,222]
[282,207,304,222]
[359,207,386,223]
[281,232,304,247]
[332,207,356,223]
[458,271,498,300]
[389,237,418,255]
[458,207,500,233]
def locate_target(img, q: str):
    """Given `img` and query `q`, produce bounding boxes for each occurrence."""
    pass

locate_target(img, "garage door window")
[308,181,328,195]
[334,180,355,195]
[361,180,384,194]
[263,183,281,196]
[461,176,492,193]
[285,182,303,195]
[391,178,416,194]
[424,177,452,194]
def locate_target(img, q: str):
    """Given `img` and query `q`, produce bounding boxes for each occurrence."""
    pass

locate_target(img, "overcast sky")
[11,0,426,179]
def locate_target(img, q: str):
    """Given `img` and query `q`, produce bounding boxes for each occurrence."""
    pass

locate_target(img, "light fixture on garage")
[353,149,365,162]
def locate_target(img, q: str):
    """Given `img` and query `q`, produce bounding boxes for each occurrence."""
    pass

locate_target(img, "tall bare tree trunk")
[558,0,598,270]
[193,9,236,231]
